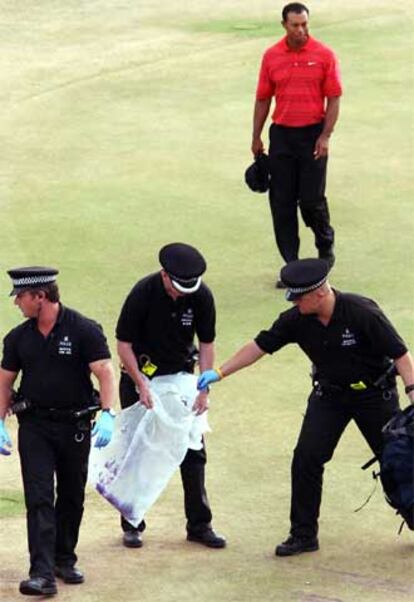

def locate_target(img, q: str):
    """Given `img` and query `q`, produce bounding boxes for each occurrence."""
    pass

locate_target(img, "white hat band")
[171,276,201,294]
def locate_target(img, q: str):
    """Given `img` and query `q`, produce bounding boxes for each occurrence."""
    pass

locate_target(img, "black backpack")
[360,406,414,531]
[379,405,414,530]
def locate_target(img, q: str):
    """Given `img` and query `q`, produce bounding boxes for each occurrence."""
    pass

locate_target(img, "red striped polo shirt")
[256,35,342,127]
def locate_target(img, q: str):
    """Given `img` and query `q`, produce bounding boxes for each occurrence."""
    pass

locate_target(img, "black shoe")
[123,530,143,548]
[275,278,287,289]
[187,528,226,549]
[319,248,335,269]
[55,565,84,584]
[19,577,57,596]
[275,535,319,557]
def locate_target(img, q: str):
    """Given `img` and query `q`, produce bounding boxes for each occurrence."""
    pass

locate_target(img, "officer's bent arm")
[89,359,116,411]
[198,342,215,374]
[117,340,148,391]
[394,351,414,404]
[219,341,266,379]
[0,368,18,419]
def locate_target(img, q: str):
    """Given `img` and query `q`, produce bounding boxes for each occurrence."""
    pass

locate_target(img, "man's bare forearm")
[395,351,414,404]
[251,98,272,155]
[322,96,340,137]
[198,342,215,373]
[219,341,266,378]
[117,341,147,388]
[89,359,116,410]
[0,369,17,419]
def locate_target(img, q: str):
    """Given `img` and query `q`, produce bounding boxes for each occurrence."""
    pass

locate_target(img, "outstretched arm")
[198,341,266,390]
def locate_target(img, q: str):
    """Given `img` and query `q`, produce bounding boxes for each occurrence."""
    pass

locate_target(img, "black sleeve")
[194,286,216,343]
[254,310,298,354]
[359,300,407,359]
[116,284,147,343]
[1,330,21,372]
[80,320,111,364]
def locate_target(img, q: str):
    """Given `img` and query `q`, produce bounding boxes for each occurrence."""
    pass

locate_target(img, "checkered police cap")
[7,266,59,296]
[281,259,329,301]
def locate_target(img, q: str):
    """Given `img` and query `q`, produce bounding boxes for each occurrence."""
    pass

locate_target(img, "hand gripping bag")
[88,373,210,526]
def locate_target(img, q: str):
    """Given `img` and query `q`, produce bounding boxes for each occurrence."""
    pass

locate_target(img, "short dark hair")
[282,3,309,22]
[29,283,60,303]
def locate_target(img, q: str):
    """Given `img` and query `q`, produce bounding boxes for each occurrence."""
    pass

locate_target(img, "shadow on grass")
[186,8,408,40]
[189,19,274,38]
[0,490,25,519]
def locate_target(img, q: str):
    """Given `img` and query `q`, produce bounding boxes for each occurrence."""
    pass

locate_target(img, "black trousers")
[119,372,213,534]
[290,386,399,539]
[18,415,90,580]
[268,122,334,263]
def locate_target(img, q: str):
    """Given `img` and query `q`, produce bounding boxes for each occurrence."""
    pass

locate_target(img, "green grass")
[0,1,413,601]
[0,489,25,518]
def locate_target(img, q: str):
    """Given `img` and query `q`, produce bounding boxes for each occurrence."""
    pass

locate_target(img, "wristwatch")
[102,408,116,417]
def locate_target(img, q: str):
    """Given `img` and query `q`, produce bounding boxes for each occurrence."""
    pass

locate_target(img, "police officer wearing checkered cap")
[198,258,414,556]
[116,243,226,549]
[0,267,116,596]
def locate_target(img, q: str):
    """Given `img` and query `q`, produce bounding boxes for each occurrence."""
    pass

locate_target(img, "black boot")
[55,565,84,584]
[319,247,335,269]
[19,577,57,596]
[187,527,226,549]
[123,530,143,548]
[275,535,319,557]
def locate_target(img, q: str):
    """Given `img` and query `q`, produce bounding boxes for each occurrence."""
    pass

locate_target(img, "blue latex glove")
[0,419,12,456]
[92,411,115,448]
[197,369,222,391]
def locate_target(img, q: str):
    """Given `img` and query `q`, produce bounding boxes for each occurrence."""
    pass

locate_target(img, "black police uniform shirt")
[255,291,407,386]
[1,305,111,408]
[116,272,215,375]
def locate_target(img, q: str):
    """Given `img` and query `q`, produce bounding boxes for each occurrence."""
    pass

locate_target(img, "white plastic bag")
[88,372,210,527]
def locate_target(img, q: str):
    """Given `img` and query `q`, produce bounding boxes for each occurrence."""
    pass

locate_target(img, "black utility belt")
[121,363,193,379]
[315,380,371,393]
[314,363,397,395]
[314,379,396,394]
[11,399,100,423]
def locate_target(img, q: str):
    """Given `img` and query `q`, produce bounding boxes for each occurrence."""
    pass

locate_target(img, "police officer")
[0,267,116,596]
[198,258,414,555]
[116,243,226,549]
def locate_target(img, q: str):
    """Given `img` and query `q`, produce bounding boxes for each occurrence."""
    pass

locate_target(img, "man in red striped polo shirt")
[252,3,342,288]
